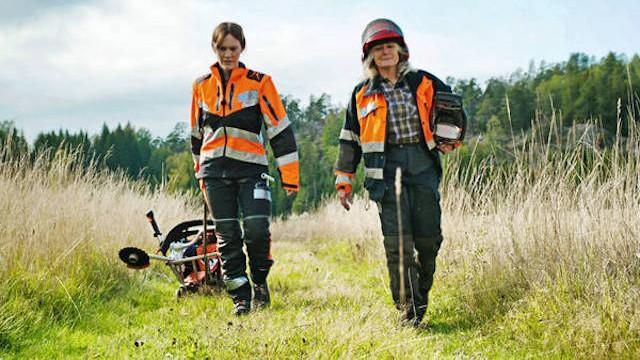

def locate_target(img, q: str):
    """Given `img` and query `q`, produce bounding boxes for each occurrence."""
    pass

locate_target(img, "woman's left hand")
[285,189,296,196]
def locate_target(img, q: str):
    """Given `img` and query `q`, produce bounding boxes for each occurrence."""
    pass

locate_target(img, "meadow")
[0,110,638,358]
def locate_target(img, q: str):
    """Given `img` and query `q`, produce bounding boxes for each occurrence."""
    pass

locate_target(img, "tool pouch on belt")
[432,92,466,145]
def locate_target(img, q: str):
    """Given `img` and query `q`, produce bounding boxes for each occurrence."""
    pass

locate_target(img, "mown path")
[7,238,589,359]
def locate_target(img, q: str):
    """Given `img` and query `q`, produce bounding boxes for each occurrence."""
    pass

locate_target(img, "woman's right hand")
[338,190,353,211]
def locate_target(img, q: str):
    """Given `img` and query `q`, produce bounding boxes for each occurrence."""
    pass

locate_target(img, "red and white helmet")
[361,18,408,61]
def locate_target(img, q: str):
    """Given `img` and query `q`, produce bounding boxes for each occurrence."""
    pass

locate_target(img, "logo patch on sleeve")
[246,70,265,82]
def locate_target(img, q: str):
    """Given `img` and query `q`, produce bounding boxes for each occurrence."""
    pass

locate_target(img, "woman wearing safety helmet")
[335,19,465,326]
[190,22,300,316]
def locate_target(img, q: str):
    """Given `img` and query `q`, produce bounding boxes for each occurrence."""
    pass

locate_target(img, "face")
[214,34,243,71]
[370,41,400,69]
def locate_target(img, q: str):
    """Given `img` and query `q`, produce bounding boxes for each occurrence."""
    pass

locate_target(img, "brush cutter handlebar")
[147,252,220,264]
[146,210,163,238]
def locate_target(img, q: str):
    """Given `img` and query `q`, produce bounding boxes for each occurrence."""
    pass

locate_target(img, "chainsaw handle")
[145,210,162,237]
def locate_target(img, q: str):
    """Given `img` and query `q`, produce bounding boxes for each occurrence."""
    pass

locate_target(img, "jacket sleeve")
[259,76,300,192]
[334,88,362,194]
[190,81,203,176]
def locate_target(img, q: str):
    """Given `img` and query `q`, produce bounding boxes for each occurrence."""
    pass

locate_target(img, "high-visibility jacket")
[190,62,299,191]
[335,69,451,200]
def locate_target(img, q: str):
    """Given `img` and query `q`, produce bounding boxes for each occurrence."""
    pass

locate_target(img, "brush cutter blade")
[118,247,150,269]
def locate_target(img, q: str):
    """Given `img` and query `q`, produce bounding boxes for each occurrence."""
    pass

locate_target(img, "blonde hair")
[362,42,410,79]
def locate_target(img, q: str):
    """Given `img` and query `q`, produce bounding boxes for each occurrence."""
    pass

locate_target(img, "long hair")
[362,42,410,80]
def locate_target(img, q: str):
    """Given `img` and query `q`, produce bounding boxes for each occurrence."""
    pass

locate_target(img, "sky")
[1,0,639,142]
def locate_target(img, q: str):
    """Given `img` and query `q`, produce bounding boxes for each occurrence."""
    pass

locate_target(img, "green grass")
[2,237,637,359]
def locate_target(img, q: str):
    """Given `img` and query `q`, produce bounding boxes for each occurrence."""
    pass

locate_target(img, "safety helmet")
[361,18,408,60]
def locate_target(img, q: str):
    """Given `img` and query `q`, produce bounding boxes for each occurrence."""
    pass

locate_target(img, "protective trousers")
[203,176,273,301]
[377,144,443,311]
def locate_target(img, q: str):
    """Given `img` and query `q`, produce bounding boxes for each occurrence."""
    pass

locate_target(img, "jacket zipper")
[228,84,235,111]
[220,69,234,158]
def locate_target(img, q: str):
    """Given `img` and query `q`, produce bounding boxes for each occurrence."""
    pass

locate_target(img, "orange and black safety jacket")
[335,69,451,200]
[190,62,299,191]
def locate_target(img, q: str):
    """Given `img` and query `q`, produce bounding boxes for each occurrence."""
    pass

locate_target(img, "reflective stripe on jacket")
[335,69,451,199]
[190,62,299,191]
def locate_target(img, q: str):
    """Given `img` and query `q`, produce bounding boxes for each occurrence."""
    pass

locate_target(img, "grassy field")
[1,114,639,358]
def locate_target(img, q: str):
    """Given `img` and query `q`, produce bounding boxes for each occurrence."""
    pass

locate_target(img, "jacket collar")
[210,62,247,80]
[363,76,383,96]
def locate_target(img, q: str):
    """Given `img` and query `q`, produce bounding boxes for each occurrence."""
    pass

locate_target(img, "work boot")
[232,299,251,316]
[252,281,271,309]
[399,301,427,327]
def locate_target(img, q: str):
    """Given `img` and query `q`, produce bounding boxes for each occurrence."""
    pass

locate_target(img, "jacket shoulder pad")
[414,69,451,92]
[194,73,212,84]
[246,70,266,83]
[352,78,369,95]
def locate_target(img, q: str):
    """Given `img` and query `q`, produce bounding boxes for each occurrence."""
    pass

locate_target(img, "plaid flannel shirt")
[380,77,422,144]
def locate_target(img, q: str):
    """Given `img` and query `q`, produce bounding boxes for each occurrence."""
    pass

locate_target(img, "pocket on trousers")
[253,181,271,202]
[364,178,385,202]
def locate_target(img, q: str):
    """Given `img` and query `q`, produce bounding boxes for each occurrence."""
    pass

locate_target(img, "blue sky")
[1,0,638,141]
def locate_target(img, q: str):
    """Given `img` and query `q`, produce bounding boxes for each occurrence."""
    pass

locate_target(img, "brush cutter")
[118,210,224,298]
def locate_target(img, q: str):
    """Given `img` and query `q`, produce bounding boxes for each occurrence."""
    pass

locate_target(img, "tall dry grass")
[1,99,638,355]
[0,147,198,347]
[438,107,640,353]
[273,103,640,355]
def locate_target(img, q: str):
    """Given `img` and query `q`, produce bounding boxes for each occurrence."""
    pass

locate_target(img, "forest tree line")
[2,52,639,216]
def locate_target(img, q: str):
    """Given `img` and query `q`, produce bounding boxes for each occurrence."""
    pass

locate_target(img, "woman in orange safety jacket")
[335,19,464,327]
[190,22,299,315]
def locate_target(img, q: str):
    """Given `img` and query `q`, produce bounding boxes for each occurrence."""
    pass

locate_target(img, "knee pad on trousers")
[414,235,443,257]
[243,217,270,243]
[215,220,241,240]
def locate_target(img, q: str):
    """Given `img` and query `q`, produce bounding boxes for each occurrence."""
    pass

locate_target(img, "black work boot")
[399,300,427,327]
[232,299,251,316]
[252,281,271,309]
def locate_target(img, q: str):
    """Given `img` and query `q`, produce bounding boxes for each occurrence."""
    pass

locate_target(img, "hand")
[437,143,455,154]
[338,190,353,211]
[285,189,296,197]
